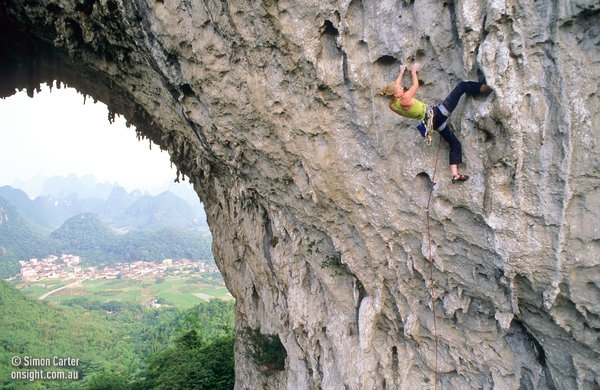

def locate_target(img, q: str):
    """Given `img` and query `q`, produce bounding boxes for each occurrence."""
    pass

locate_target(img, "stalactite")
[107,110,116,124]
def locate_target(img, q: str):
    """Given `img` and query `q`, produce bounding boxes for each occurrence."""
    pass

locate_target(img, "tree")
[136,333,234,390]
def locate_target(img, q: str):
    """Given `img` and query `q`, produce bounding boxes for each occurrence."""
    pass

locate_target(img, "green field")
[15,273,233,309]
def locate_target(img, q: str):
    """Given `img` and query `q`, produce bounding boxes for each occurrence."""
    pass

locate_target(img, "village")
[17,254,219,282]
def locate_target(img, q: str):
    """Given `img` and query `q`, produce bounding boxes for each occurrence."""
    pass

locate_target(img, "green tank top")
[391,98,428,121]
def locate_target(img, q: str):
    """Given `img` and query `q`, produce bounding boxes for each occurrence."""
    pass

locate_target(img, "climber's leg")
[432,106,447,130]
[439,124,469,183]
[439,81,486,115]
[438,124,462,166]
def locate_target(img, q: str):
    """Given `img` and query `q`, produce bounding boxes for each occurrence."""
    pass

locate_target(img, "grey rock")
[1,0,599,388]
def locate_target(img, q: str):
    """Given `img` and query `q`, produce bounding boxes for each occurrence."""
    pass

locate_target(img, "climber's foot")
[479,84,492,95]
[452,174,469,184]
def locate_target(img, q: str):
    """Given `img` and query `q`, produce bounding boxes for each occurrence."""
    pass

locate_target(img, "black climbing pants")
[438,124,462,165]
[431,81,483,166]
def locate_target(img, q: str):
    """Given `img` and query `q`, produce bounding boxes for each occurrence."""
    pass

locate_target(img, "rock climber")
[381,63,491,183]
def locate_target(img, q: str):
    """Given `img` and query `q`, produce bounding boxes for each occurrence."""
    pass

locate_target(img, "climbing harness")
[425,133,442,390]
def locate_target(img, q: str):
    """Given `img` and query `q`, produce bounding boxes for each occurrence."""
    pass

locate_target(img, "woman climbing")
[381,63,491,183]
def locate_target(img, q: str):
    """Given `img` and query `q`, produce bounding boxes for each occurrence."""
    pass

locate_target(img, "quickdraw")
[424,107,435,146]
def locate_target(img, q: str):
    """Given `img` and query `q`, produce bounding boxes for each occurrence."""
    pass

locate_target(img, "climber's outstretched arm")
[403,63,421,100]
[394,65,406,90]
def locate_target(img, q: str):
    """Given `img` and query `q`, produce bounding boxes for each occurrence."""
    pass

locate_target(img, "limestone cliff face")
[2,0,599,388]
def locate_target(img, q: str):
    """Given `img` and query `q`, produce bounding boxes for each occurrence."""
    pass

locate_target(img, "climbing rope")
[425,133,442,389]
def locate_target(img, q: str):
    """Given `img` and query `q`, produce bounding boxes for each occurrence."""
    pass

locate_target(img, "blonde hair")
[379,82,398,99]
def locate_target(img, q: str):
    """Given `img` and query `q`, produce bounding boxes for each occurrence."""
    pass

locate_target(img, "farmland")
[16,272,232,309]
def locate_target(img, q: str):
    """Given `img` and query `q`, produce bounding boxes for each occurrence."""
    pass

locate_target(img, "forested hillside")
[0,280,235,389]
[49,213,213,264]
[0,206,213,278]
[0,182,213,278]
[0,198,54,277]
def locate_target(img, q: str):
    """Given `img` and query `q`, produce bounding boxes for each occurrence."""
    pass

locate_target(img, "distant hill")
[40,173,116,199]
[0,186,54,232]
[0,176,213,278]
[50,212,119,253]
[0,175,209,233]
[0,205,213,276]
[0,198,54,278]
[118,191,204,230]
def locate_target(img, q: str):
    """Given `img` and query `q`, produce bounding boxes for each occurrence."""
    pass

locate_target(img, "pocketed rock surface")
[1,0,599,388]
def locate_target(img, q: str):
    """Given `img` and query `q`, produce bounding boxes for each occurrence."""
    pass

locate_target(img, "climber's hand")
[411,63,421,72]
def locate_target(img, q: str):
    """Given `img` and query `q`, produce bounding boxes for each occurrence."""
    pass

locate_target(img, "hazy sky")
[0,84,179,194]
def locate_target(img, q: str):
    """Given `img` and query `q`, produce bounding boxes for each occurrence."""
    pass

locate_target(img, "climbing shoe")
[452,174,469,184]
[479,84,492,95]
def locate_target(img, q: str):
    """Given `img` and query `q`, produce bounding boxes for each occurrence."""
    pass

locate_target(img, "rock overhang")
[1,1,599,388]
